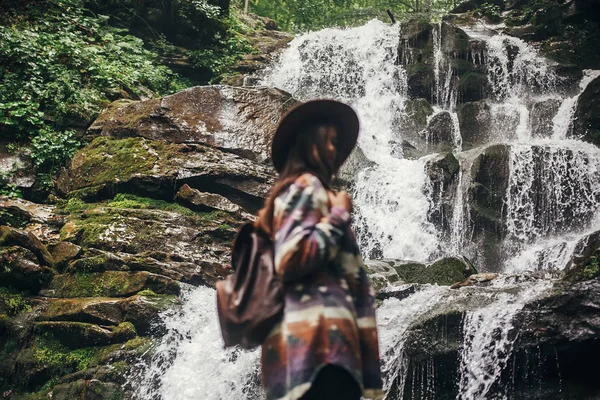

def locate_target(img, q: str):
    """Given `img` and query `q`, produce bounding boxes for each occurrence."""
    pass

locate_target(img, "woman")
[257,100,383,400]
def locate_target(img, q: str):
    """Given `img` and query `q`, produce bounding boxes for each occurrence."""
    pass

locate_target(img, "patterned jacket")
[261,173,383,400]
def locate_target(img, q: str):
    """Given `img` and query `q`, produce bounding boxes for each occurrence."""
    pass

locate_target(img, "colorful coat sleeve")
[273,173,351,283]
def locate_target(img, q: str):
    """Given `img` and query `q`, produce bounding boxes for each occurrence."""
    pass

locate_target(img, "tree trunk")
[244,0,249,13]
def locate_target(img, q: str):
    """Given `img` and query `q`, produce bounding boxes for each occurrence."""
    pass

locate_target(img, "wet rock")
[66,250,128,274]
[468,144,510,271]
[34,321,136,348]
[57,137,275,212]
[563,230,600,282]
[88,85,297,162]
[123,293,180,336]
[175,184,242,214]
[450,272,498,289]
[40,271,180,298]
[49,379,123,400]
[0,246,53,292]
[38,298,126,326]
[337,146,374,186]
[49,242,82,270]
[363,260,401,292]
[457,72,489,102]
[426,152,460,233]
[0,226,54,267]
[531,98,561,138]
[573,76,600,146]
[457,101,493,150]
[422,111,456,153]
[59,206,237,269]
[385,257,475,286]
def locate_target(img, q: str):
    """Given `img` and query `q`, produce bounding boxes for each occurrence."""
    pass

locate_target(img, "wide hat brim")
[271,99,359,173]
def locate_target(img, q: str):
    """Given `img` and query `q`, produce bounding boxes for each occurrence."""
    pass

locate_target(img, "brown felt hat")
[271,99,359,173]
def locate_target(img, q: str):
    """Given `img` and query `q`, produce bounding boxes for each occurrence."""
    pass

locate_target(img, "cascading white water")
[132,286,262,400]
[133,18,600,400]
[457,278,552,400]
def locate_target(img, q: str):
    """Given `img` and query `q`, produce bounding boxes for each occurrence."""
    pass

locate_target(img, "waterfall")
[132,286,262,400]
[133,18,600,400]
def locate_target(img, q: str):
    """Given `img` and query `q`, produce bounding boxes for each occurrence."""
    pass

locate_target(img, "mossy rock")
[0,246,54,292]
[457,101,492,149]
[458,72,489,103]
[391,257,476,286]
[34,321,136,348]
[66,252,128,274]
[40,271,180,298]
[564,231,600,282]
[0,226,54,267]
[48,242,81,271]
[38,297,126,326]
[49,379,123,400]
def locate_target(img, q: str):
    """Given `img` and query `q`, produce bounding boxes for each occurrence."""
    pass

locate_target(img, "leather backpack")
[216,222,284,350]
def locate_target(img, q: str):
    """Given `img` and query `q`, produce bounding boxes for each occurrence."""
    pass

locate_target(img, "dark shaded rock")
[426,152,460,233]
[457,72,488,102]
[530,98,561,138]
[0,246,53,292]
[423,111,456,153]
[49,379,123,400]
[563,230,600,282]
[123,293,180,336]
[34,321,136,348]
[376,283,418,301]
[87,85,297,162]
[175,183,242,214]
[457,101,492,150]
[337,146,374,186]
[468,144,510,271]
[385,257,475,286]
[0,226,54,267]
[57,137,275,213]
[573,76,600,146]
[40,271,180,298]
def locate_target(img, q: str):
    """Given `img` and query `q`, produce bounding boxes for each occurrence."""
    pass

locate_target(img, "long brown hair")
[257,120,340,237]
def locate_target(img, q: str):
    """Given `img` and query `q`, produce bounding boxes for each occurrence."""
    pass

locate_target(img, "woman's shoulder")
[292,173,326,191]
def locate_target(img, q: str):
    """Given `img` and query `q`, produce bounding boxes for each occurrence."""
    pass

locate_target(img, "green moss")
[137,289,157,296]
[0,287,31,316]
[107,193,197,216]
[393,257,473,286]
[58,198,91,213]
[451,58,474,74]
[0,209,28,228]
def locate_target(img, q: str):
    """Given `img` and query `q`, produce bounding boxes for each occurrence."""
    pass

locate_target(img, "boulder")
[457,101,493,150]
[57,137,275,212]
[426,152,460,233]
[573,76,600,146]
[175,183,242,214]
[38,297,126,326]
[530,98,561,138]
[563,230,600,282]
[0,226,54,267]
[87,85,298,162]
[0,246,53,292]
[423,111,456,153]
[0,144,36,194]
[40,271,180,298]
[337,146,374,186]
[468,144,510,270]
[363,260,401,292]
[384,257,476,286]
[49,242,82,271]
[59,206,237,269]
[34,321,136,348]
[49,379,123,400]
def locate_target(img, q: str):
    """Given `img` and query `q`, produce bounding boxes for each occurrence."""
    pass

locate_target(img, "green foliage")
[0,0,190,188]
[236,0,466,31]
[0,288,31,317]
[0,183,23,199]
[30,128,80,173]
[477,2,501,23]
[189,11,256,82]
